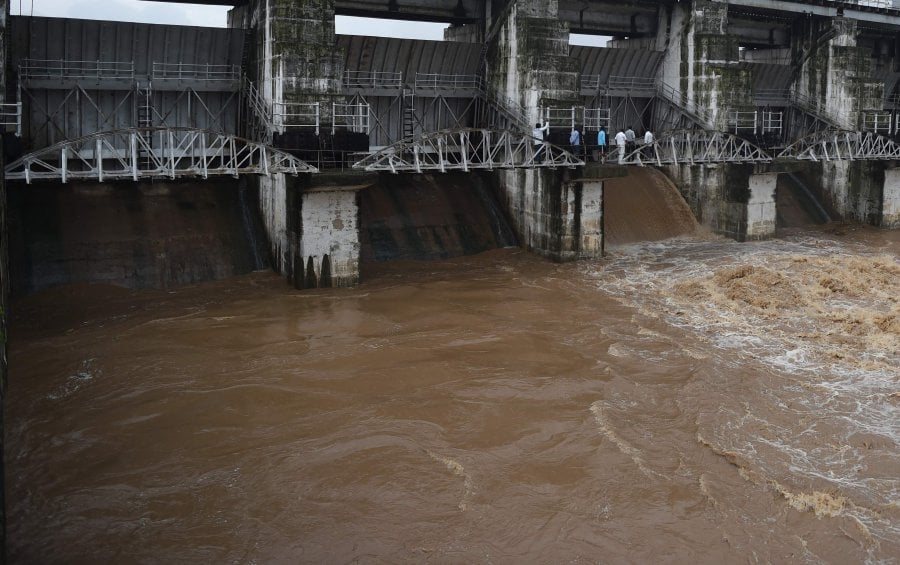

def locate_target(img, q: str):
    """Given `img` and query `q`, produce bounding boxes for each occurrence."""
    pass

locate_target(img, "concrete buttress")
[485,0,601,261]
[231,0,365,287]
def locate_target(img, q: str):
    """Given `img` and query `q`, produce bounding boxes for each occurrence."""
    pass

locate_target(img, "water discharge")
[6,225,899,563]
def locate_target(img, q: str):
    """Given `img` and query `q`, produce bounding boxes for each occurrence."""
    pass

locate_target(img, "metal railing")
[762,111,783,135]
[332,102,369,134]
[151,62,240,82]
[581,75,657,94]
[343,70,403,90]
[415,73,480,90]
[0,102,22,137]
[20,58,135,80]
[862,111,894,134]
[827,0,896,8]
[272,101,320,135]
[584,108,610,130]
[607,76,658,94]
[655,80,715,128]
[725,110,785,135]
[540,106,583,130]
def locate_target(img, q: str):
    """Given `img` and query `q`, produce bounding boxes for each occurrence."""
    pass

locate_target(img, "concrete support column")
[492,168,604,261]
[487,0,598,261]
[230,0,346,132]
[656,0,752,129]
[882,168,900,228]
[256,172,370,288]
[790,16,883,129]
[820,160,889,225]
[747,173,777,239]
[487,0,578,126]
[568,177,604,258]
[662,163,776,241]
[299,185,361,288]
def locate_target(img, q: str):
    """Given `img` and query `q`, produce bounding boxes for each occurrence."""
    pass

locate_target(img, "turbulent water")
[7,225,899,563]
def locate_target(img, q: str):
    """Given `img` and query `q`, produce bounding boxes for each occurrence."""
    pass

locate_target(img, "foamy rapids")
[584,233,899,558]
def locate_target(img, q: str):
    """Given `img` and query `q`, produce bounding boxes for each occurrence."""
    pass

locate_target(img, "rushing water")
[6,225,899,563]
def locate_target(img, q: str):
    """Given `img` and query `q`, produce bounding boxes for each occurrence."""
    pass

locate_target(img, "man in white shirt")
[615,129,627,164]
[533,121,550,143]
[643,130,654,159]
[533,121,550,161]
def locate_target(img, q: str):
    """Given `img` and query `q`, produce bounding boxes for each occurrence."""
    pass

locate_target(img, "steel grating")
[352,128,585,173]
[5,127,317,183]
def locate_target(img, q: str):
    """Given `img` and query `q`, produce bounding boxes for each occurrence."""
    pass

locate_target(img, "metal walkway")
[777,130,900,161]
[5,127,317,184]
[352,128,585,173]
[621,130,773,165]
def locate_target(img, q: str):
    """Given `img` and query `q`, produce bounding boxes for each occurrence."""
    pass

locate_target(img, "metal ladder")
[136,85,154,170]
[402,89,416,139]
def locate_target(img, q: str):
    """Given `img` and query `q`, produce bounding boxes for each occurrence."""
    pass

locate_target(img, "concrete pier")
[882,168,900,228]
[256,172,372,289]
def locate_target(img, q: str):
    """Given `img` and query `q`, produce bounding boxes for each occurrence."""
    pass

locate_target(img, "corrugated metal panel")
[882,72,900,97]
[339,35,481,83]
[570,46,663,80]
[10,16,243,148]
[748,63,793,92]
[10,16,243,75]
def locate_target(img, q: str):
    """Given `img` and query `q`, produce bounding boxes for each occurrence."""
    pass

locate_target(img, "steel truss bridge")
[622,130,773,166]
[8,127,900,183]
[352,128,585,173]
[5,127,318,184]
[621,129,900,166]
[776,130,900,161]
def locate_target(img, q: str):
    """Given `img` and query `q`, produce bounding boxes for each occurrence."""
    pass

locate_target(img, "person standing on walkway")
[533,121,550,160]
[643,129,654,159]
[625,125,636,154]
[533,121,550,142]
[569,126,581,158]
[596,126,607,162]
[615,129,627,164]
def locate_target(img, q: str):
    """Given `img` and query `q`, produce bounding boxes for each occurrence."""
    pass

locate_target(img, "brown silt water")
[6,175,899,563]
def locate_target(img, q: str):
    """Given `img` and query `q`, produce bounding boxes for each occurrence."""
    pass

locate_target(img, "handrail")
[655,80,715,128]
[608,75,657,92]
[415,73,480,90]
[343,70,402,89]
[151,62,240,81]
[20,58,135,80]
[0,102,22,137]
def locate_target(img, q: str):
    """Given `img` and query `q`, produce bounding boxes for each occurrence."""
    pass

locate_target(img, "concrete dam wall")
[8,180,269,294]
[359,172,517,264]
[8,173,520,294]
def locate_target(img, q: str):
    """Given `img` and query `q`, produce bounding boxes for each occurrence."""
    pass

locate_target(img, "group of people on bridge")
[533,122,654,165]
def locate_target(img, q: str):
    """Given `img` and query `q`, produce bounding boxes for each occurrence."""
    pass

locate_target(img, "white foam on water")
[583,234,900,549]
[47,359,101,401]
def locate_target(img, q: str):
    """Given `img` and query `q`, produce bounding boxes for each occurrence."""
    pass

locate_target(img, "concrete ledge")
[569,162,629,181]
[307,171,379,192]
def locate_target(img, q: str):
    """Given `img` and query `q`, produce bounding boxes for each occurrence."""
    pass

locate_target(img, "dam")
[0,0,899,561]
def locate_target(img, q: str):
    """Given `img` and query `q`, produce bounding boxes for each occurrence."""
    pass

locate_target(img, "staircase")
[243,78,273,144]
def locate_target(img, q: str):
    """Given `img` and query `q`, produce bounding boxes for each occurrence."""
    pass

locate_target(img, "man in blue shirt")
[596,126,607,163]
[569,127,582,159]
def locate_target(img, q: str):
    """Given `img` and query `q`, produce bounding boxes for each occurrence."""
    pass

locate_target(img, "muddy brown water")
[6,178,899,563]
